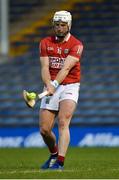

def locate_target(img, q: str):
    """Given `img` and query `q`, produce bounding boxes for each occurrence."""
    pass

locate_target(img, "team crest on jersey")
[64,49,69,54]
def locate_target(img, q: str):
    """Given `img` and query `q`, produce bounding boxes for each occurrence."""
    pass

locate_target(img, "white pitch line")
[0,168,118,174]
[0,169,78,174]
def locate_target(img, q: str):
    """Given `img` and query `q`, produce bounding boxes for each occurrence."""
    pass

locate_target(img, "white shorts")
[40,83,80,111]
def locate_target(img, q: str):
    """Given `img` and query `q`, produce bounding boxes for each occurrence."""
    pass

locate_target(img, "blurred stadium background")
[0,0,119,147]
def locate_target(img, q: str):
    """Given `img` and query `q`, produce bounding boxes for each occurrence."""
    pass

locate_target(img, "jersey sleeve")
[69,43,83,59]
[39,39,48,56]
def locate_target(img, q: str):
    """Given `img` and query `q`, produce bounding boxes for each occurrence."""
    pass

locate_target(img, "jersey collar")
[64,33,71,42]
[55,33,71,42]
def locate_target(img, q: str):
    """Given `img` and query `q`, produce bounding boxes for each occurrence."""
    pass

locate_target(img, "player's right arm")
[39,40,56,95]
[39,40,51,86]
[40,56,51,86]
[40,56,56,95]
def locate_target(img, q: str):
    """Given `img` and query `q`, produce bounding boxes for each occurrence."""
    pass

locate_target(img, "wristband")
[51,80,59,88]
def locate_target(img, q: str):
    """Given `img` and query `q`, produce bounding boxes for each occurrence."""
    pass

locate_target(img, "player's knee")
[40,127,50,137]
[58,112,72,121]
[58,120,70,131]
[58,113,72,130]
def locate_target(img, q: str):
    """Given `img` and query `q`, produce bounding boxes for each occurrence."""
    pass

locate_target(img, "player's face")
[53,21,69,38]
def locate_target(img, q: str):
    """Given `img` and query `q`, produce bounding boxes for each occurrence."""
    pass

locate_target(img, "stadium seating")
[0,0,119,125]
[72,0,119,124]
[9,0,44,22]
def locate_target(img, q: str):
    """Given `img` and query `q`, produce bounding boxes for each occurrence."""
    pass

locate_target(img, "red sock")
[57,155,65,166]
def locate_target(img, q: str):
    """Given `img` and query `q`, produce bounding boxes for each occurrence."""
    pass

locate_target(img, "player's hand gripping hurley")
[23,90,48,108]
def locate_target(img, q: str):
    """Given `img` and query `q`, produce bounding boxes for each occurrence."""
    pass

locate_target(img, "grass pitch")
[0,147,119,179]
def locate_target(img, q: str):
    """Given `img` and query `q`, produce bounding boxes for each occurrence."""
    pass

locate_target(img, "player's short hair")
[53,10,72,30]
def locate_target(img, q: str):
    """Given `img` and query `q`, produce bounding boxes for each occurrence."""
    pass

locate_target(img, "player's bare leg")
[50,99,76,169]
[39,109,56,149]
[39,109,58,169]
[58,100,76,154]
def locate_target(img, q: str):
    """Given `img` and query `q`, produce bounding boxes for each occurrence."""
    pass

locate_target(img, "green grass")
[0,147,119,179]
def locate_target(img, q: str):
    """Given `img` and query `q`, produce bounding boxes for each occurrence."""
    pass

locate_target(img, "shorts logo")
[65,92,72,95]
[64,49,69,54]
[46,97,50,104]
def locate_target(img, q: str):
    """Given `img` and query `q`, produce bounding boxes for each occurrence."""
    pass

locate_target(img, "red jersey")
[39,33,83,84]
